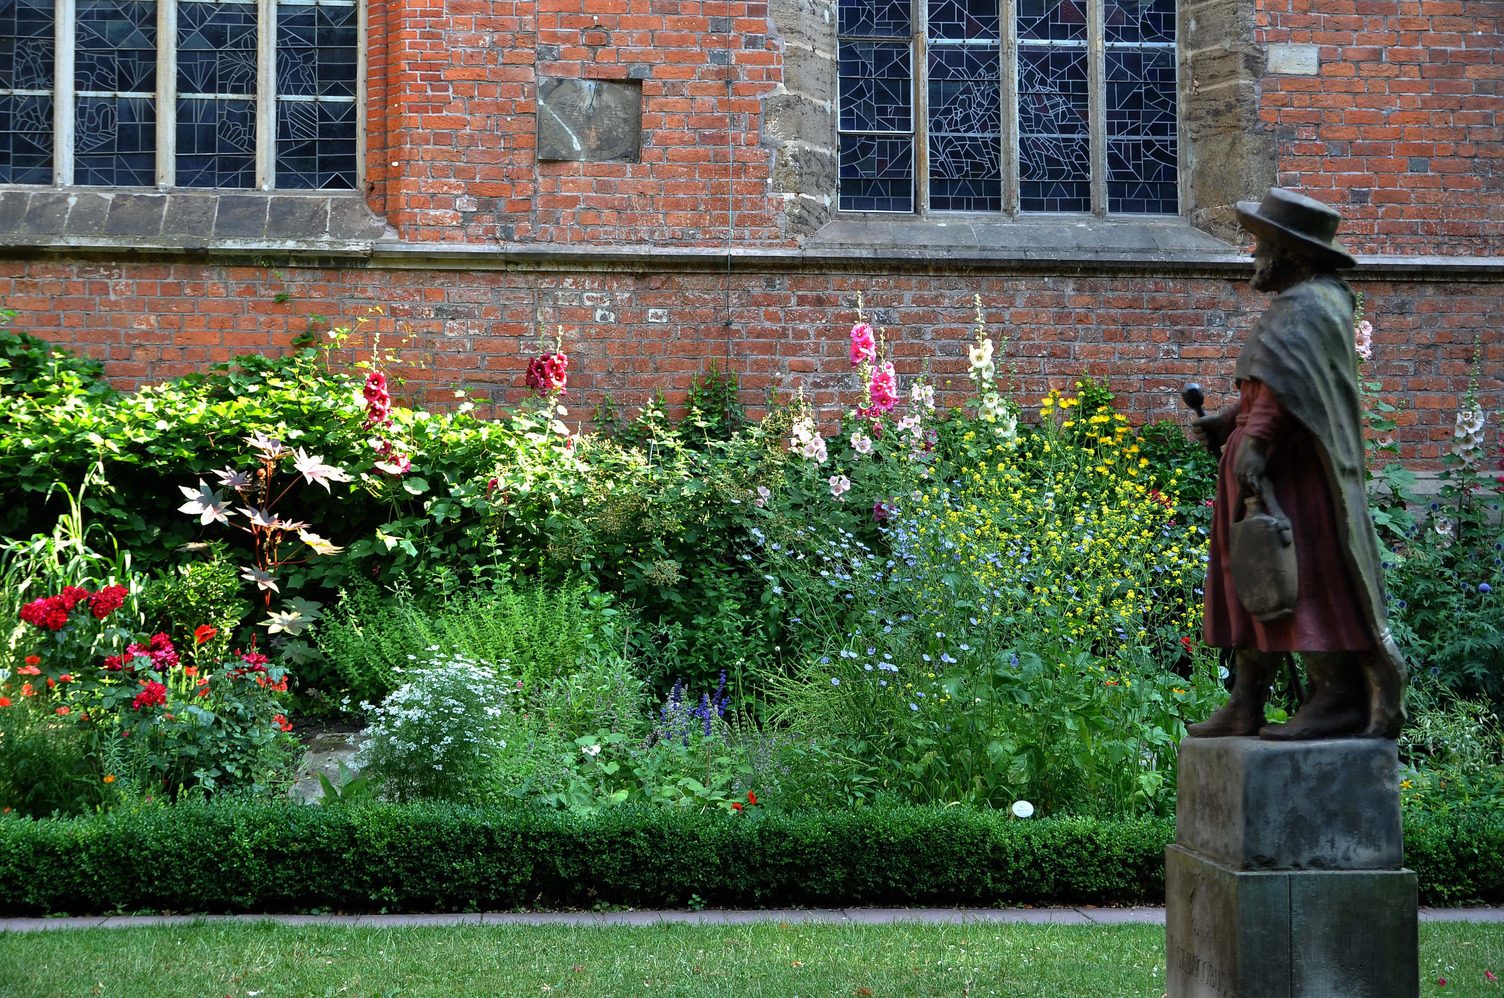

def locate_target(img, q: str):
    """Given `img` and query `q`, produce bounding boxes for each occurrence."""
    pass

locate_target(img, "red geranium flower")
[88,585,128,619]
[131,681,167,711]
[23,655,40,667]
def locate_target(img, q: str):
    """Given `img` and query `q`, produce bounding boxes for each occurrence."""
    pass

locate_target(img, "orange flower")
[183,667,198,678]
[45,677,55,689]
[55,706,69,715]
[59,674,72,682]
[194,625,218,646]
[23,655,40,667]
[0,697,11,707]
[16,665,40,676]
[103,775,115,784]
[20,683,34,697]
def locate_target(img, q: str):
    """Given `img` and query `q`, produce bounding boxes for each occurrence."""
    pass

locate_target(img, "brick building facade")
[0,0,1499,463]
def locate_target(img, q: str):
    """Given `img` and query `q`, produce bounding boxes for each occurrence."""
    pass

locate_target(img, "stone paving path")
[1,907,1499,932]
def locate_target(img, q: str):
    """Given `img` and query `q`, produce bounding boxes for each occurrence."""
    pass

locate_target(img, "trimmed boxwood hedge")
[0,803,1496,915]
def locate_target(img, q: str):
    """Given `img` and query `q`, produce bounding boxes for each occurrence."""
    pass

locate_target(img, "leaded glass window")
[838,0,1178,216]
[0,0,361,189]
[0,0,56,183]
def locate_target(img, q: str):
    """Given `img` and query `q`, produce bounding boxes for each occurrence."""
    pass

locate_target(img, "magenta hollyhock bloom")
[867,362,898,413]
[849,323,876,366]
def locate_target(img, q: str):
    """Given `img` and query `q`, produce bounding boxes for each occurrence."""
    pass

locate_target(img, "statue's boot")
[1260,651,1366,740]
[1186,649,1278,737]
[1360,648,1405,739]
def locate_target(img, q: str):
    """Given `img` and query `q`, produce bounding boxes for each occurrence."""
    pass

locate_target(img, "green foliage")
[1399,680,1504,815]
[0,704,116,817]
[317,575,620,704]
[1,800,1496,914]
[0,313,114,401]
[681,363,746,443]
[138,544,250,655]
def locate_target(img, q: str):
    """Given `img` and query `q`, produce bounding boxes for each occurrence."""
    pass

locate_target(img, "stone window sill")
[0,188,389,253]
[810,213,1244,266]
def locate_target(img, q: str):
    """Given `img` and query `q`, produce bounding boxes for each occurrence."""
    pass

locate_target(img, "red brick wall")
[368,0,786,245]
[1259,0,1503,256]
[348,0,1504,254]
[2,261,1498,465]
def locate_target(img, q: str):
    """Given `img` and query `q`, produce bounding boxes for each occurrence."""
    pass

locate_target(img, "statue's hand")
[1235,435,1270,506]
[1191,413,1223,454]
[1191,405,1239,455]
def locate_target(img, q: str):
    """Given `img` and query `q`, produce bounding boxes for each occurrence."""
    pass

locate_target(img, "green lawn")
[0,921,1497,998]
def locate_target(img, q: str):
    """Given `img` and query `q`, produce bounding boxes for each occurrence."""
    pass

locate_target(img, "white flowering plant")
[351,651,515,802]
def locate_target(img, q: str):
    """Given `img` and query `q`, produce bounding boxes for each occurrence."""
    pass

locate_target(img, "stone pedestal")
[1166,737,1418,998]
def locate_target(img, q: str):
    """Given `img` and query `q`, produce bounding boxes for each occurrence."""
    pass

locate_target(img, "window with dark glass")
[0,0,360,189]
[838,0,1178,215]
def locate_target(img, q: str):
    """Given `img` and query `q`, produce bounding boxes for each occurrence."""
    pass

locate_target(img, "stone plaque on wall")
[537,79,642,163]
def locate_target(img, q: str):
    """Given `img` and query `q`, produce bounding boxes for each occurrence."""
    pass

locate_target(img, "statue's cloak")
[1233,275,1409,689]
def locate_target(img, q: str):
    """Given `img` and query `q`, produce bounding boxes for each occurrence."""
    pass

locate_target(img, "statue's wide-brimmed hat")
[1235,188,1357,270]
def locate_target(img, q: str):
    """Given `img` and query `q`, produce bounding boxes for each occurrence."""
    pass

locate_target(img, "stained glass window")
[838,0,1177,216]
[838,0,914,212]
[177,0,257,188]
[75,0,157,185]
[927,0,1001,212]
[0,0,54,183]
[1104,0,1177,213]
[275,0,357,189]
[0,0,360,189]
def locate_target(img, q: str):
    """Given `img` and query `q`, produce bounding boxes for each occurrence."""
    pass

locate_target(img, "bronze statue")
[1188,188,1407,740]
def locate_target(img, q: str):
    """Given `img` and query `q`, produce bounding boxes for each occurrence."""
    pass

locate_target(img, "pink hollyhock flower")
[525,352,569,393]
[849,323,876,366]
[829,475,851,500]
[867,362,898,414]
[1354,319,1373,362]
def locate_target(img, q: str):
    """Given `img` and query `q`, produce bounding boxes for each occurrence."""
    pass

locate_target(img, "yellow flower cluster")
[910,392,1207,653]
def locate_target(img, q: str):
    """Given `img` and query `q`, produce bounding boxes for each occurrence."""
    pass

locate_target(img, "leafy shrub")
[1399,680,1504,815]
[318,575,620,704]
[1,800,1495,915]
[352,653,516,802]
[139,544,251,655]
[0,313,113,400]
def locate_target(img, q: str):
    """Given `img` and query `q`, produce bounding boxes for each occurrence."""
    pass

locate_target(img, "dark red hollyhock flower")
[525,352,569,393]
[363,370,392,427]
